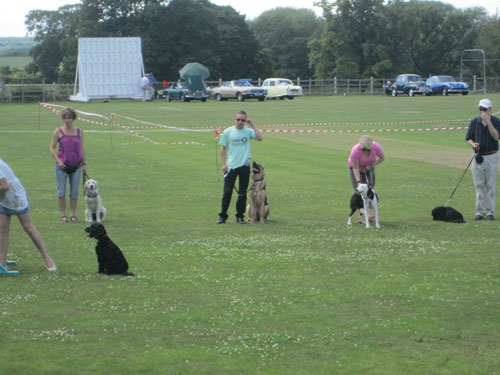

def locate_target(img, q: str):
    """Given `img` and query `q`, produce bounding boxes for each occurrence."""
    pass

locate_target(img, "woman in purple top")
[49,107,87,223]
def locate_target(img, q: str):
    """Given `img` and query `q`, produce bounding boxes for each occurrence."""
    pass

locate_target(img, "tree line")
[23,0,500,83]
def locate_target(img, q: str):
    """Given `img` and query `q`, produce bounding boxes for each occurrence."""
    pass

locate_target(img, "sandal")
[70,216,79,223]
[60,215,68,223]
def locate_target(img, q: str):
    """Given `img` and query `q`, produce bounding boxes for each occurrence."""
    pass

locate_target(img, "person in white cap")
[465,98,500,220]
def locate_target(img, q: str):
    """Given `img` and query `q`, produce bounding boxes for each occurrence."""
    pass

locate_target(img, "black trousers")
[219,165,250,219]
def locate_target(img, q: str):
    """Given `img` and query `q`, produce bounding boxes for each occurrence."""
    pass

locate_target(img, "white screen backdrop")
[70,37,145,102]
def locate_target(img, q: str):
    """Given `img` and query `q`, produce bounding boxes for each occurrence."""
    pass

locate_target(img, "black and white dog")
[431,206,465,223]
[84,179,107,223]
[85,223,134,276]
[347,183,380,228]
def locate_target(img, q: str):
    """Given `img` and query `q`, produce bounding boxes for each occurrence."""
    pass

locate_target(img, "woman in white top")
[0,158,57,272]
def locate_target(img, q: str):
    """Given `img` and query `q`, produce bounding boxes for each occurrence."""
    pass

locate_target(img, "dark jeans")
[349,166,376,189]
[219,165,250,219]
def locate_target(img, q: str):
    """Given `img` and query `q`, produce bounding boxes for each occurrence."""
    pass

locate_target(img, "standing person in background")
[466,98,500,220]
[49,107,86,223]
[217,110,263,224]
[348,135,385,223]
[141,73,152,101]
[0,158,57,272]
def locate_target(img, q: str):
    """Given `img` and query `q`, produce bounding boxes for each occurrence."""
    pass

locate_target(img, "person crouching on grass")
[0,158,57,272]
[217,110,263,224]
[348,135,385,223]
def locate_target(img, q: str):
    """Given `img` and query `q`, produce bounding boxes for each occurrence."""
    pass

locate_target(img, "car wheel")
[391,89,397,97]
[201,98,207,102]
[216,93,222,102]
[289,97,294,100]
[237,92,244,102]
[462,92,468,96]
[181,95,186,102]
[166,95,172,102]
[441,87,448,96]
[408,89,415,97]
[258,97,265,102]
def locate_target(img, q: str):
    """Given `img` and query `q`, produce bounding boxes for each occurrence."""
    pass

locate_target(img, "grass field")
[0,55,31,69]
[0,94,499,374]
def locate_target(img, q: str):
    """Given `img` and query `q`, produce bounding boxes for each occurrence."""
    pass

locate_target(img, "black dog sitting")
[85,223,134,276]
[431,206,465,223]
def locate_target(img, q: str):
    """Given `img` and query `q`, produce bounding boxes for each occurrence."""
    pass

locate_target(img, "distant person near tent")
[141,73,152,101]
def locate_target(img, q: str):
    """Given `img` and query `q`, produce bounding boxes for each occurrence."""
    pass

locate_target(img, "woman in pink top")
[348,135,385,189]
[348,136,385,223]
[49,108,87,223]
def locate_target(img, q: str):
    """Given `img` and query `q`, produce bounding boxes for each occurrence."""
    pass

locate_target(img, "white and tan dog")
[84,179,107,223]
[347,183,380,228]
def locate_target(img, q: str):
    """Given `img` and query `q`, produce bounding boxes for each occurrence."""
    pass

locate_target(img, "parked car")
[211,79,267,101]
[426,75,469,96]
[163,77,209,102]
[391,74,431,97]
[262,78,303,99]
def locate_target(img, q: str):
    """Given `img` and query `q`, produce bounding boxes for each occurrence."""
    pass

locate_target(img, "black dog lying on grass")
[85,223,134,276]
[431,206,465,223]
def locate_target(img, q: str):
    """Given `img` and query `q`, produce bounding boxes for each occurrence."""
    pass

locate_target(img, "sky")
[1,0,498,37]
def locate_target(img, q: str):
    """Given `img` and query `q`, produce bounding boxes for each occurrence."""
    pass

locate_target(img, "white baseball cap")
[478,98,492,109]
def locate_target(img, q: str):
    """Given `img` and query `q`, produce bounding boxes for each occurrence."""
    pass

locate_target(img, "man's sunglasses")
[479,107,489,112]
[236,118,246,122]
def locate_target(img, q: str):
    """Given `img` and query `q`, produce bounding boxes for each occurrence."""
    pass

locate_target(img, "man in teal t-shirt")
[217,110,263,224]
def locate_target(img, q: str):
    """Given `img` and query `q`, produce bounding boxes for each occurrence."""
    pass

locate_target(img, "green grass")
[0,55,31,69]
[0,94,499,374]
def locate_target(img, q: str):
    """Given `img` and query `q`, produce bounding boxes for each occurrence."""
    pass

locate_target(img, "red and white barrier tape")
[259,126,467,134]
[40,103,204,145]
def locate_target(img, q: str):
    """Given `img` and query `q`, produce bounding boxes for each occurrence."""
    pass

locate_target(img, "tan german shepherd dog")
[246,161,270,223]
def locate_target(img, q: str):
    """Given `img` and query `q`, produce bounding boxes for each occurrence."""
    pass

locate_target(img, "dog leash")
[82,172,90,195]
[444,152,477,207]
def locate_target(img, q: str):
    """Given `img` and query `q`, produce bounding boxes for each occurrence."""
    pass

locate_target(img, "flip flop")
[60,215,68,223]
[70,216,79,223]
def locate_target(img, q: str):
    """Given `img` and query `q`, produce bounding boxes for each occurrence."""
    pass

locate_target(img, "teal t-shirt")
[220,126,256,169]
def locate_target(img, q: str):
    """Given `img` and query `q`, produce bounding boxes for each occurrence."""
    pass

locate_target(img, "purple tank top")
[57,127,83,167]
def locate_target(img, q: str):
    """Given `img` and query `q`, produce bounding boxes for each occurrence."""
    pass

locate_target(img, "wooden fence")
[1,75,499,103]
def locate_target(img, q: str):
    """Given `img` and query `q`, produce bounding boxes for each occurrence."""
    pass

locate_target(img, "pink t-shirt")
[348,141,384,172]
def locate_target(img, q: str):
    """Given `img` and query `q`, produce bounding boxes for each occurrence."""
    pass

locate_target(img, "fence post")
[0,73,4,93]
[370,77,373,95]
[347,79,350,94]
[258,78,261,86]
[308,78,312,96]
[42,79,45,102]
[21,80,25,104]
[53,82,56,101]
[219,78,222,86]
[8,83,12,103]
[358,79,361,94]
[334,77,337,95]
[297,77,300,86]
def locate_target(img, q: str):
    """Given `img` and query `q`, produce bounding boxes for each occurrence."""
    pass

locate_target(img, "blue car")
[426,75,469,96]
[391,74,431,97]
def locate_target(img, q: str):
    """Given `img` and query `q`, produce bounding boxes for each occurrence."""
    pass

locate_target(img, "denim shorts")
[0,202,30,216]
[56,163,81,199]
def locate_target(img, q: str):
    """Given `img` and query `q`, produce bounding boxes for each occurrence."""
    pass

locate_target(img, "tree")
[250,7,322,78]
[25,5,80,82]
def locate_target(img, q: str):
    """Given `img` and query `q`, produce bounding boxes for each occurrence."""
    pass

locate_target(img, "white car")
[262,78,303,99]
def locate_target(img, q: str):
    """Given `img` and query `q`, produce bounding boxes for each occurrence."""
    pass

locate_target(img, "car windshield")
[407,76,422,82]
[234,81,252,87]
[178,82,187,89]
[436,76,455,82]
[277,80,292,85]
